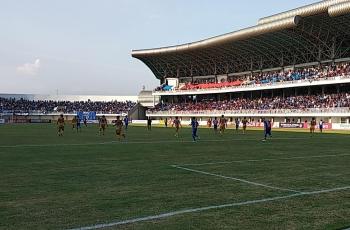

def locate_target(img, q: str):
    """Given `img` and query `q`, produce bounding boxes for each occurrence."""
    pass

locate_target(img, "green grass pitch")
[0,124,350,230]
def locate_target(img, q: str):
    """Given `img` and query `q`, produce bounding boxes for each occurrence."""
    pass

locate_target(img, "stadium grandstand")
[132,0,350,130]
[3,2,350,229]
[0,94,138,124]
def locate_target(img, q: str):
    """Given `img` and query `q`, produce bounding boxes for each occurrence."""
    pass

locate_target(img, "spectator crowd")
[150,93,350,112]
[0,98,136,114]
[155,62,350,91]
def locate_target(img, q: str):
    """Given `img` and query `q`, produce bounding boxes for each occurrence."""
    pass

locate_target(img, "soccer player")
[191,117,200,142]
[83,117,88,127]
[319,119,324,133]
[57,114,65,136]
[147,117,152,131]
[262,118,272,141]
[207,118,212,129]
[115,116,126,141]
[71,116,77,130]
[213,117,218,134]
[99,115,108,136]
[310,117,317,134]
[219,115,226,135]
[242,117,248,134]
[76,115,82,132]
[164,118,168,128]
[172,116,182,137]
[235,118,240,133]
[124,115,129,131]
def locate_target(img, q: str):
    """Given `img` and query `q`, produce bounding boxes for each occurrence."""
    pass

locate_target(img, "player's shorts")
[243,125,247,130]
[265,128,272,135]
[58,125,64,131]
[220,125,225,130]
[192,128,197,135]
[310,125,316,130]
[101,124,106,130]
[213,125,218,130]
[116,129,122,136]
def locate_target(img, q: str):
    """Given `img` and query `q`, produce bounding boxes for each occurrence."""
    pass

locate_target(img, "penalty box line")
[172,165,301,193]
[67,186,350,230]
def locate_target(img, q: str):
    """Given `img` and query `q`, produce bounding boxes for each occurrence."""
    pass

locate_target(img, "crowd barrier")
[29,119,52,124]
[147,107,350,116]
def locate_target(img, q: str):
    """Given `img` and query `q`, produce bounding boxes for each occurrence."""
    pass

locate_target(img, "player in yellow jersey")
[115,116,126,141]
[57,114,65,136]
[172,116,182,137]
[71,116,76,130]
[242,117,248,134]
[99,115,108,136]
[310,117,317,135]
[207,118,212,129]
[219,115,226,135]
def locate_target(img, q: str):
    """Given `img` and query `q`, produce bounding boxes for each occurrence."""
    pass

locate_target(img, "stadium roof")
[132,0,350,80]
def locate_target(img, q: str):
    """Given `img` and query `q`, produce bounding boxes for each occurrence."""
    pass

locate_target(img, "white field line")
[0,136,339,148]
[67,186,350,230]
[172,165,301,193]
[176,153,350,167]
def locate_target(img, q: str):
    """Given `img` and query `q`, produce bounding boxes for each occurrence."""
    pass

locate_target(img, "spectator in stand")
[154,62,350,91]
[0,98,136,114]
[150,93,350,113]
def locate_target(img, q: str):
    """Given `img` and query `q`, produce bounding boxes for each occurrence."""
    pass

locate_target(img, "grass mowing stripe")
[0,136,339,148]
[67,186,350,230]
[172,165,301,193]
[0,141,119,148]
[177,153,350,166]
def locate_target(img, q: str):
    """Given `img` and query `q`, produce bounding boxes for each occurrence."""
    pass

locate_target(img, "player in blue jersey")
[262,118,272,141]
[83,117,88,127]
[319,119,324,133]
[190,117,200,142]
[213,117,218,134]
[235,118,240,133]
[76,115,82,132]
[147,117,152,131]
[124,115,129,131]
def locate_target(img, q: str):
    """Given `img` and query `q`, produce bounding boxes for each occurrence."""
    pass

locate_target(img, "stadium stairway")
[128,103,147,120]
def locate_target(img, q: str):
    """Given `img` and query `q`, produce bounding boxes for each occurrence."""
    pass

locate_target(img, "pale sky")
[0,0,319,95]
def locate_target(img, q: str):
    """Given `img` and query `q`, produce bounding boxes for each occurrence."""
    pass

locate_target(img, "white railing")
[154,75,350,95]
[147,107,350,116]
